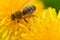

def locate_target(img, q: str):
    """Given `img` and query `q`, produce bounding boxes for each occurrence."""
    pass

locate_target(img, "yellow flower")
[0,0,60,40]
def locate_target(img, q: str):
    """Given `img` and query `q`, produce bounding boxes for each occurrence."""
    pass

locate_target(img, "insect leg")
[24,18,28,23]
[31,15,38,18]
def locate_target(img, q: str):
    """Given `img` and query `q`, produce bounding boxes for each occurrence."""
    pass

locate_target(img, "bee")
[11,5,36,23]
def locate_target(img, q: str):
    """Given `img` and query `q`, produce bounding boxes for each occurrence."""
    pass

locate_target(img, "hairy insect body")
[11,5,36,22]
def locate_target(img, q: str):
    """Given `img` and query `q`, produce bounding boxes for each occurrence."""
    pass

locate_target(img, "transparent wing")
[19,0,33,11]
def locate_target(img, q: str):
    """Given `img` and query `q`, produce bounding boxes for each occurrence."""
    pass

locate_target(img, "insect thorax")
[14,11,23,19]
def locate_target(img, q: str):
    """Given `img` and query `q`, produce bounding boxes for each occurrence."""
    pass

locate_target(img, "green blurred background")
[40,0,60,14]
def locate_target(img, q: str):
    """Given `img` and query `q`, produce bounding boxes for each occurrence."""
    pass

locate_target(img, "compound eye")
[11,14,15,20]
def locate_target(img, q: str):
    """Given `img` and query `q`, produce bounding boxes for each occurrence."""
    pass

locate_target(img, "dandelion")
[0,0,60,40]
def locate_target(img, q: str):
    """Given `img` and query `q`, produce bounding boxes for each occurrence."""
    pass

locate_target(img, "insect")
[11,5,36,23]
